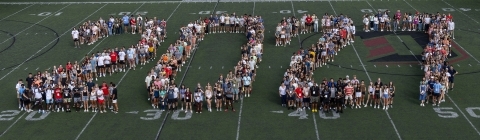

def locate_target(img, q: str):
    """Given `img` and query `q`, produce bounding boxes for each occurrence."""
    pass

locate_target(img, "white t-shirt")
[145,76,152,85]
[15,83,21,93]
[72,30,79,39]
[279,86,286,95]
[45,89,53,99]
[242,76,251,86]
[173,87,179,98]
[448,22,455,30]
[97,89,104,100]
[104,55,111,65]
[118,51,126,61]
[98,56,105,66]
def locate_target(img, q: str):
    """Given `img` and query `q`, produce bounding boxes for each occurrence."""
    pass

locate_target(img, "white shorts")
[112,99,117,103]
[345,95,353,100]
[355,92,362,97]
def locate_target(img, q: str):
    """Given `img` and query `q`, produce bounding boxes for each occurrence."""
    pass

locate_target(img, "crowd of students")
[276,13,356,47]
[15,14,168,114]
[71,14,167,48]
[414,11,458,107]
[145,13,264,113]
[278,12,401,114]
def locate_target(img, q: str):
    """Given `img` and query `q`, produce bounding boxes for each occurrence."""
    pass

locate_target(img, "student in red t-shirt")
[54,85,63,112]
[306,15,313,33]
[129,15,137,34]
[110,50,118,73]
[295,84,304,111]
[344,82,354,108]
[101,82,110,111]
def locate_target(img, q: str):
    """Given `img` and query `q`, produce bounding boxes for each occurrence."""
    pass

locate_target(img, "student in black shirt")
[26,73,34,89]
[73,85,81,112]
[111,83,118,113]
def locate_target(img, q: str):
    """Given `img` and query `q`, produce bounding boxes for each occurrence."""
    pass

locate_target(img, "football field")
[0,0,480,139]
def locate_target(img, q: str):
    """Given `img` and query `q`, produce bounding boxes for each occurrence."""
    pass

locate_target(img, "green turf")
[0,0,480,140]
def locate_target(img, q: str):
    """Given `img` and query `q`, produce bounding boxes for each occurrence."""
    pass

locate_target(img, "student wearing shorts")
[184,88,192,113]
[295,84,303,111]
[45,85,54,112]
[432,80,442,106]
[111,83,118,113]
[225,84,235,112]
[101,82,110,111]
[194,88,203,113]
[82,86,89,112]
[73,84,81,112]
[96,86,106,113]
[419,81,427,106]
[90,86,98,112]
[167,85,176,111]
[53,85,63,112]
[72,28,80,48]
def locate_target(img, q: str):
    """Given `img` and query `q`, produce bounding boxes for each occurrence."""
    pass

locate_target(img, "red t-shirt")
[57,67,64,73]
[295,87,303,98]
[164,67,172,77]
[102,85,109,96]
[130,18,136,25]
[306,17,313,24]
[446,15,453,21]
[54,88,62,99]
[340,29,347,38]
[66,64,72,71]
[110,52,117,62]
[345,86,354,95]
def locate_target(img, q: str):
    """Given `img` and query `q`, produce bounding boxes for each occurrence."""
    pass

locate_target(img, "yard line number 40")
[434,107,480,119]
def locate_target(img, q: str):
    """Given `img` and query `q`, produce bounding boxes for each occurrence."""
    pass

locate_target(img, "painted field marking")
[75,3,142,140]
[386,65,388,68]
[469,64,472,67]
[210,66,212,69]
[441,0,479,24]
[0,5,69,45]
[0,3,107,81]
[236,2,256,140]
[374,65,376,68]
[0,112,26,137]
[198,66,201,69]
[350,1,403,140]
[153,2,185,140]
[0,4,35,22]
[24,67,27,70]
[457,64,460,67]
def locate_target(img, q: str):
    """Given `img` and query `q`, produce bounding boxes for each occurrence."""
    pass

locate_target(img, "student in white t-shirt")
[97,53,105,77]
[72,28,80,48]
[118,48,126,72]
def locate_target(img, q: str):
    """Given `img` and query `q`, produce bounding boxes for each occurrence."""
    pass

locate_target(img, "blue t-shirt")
[18,87,25,97]
[433,83,441,94]
[122,16,129,24]
[108,21,113,28]
[167,89,175,99]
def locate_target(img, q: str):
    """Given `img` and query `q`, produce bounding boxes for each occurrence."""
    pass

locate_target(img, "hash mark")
[386,65,389,68]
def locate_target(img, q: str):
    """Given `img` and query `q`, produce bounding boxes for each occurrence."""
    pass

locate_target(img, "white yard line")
[339,1,402,139]
[235,2,254,140]
[0,1,182,5]
[0,112,26,137]
[441,0,479,24]
[75,3,150,140]
[0,4,35,22]
[402,0,480,136]
[292,1,320,140]
[0,3,108,81]
[0,4,70,45]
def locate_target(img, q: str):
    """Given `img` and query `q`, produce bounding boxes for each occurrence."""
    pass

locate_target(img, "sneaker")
[181,107,184,111]
[100,111,103,113]
[364,104,367,107]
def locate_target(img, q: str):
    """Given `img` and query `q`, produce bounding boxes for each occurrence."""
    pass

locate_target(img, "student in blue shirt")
[122,14,130,34]
[433,80,442,106]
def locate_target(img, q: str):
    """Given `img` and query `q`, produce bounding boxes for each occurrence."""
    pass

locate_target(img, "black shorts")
[391,93,395,97]
[362,91,366,95]
[226,97,233,101]
[306,23,312,26]
[428,90,433,95]
[303,98,310,103]
[185,99,191,102]
[287,96,295,100]
[330,98,336,103]
[119,60,125,64]
[98,65,105,68]
[433,93,440,97]
[244,85,250,88]
[24,99,31,105]
[168,99,175,103]
[105,64,111,68]
[449,77,454,83]
[230,24,234,27]
[111,61,117,65]
[220,23,225,26]
[74,38,79,42]
[374,93,380,99]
